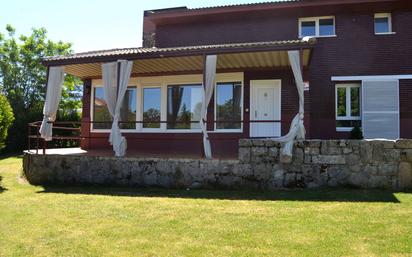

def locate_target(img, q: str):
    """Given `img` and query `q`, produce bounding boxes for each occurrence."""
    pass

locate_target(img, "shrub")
[0,94,15,149]
[349,126,363,139]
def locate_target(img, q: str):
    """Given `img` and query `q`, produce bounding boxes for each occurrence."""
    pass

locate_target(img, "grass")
[1,157,412,257]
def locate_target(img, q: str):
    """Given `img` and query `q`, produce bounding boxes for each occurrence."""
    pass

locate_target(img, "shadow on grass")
[37,185,401,203]
[0,176,6,193]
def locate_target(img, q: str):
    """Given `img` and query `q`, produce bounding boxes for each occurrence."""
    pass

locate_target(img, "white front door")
[250,80,281,138]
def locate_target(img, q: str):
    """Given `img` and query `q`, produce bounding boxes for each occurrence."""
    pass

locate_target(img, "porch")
[38,39,314,158]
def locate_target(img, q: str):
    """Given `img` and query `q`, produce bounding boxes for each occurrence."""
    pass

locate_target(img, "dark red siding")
[149,2,412,140]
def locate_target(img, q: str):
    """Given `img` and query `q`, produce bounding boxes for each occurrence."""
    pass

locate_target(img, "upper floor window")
[299,16,335,38]
[374,13,393,34]
[336,83,361,131]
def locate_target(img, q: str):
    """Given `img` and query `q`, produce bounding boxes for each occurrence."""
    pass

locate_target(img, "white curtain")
[40,66,65,141]
[102,60,133,157]
[272,50,306,163]
[199,55,217,159]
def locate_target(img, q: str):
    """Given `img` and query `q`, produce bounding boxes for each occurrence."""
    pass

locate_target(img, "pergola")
[40,38,316,161]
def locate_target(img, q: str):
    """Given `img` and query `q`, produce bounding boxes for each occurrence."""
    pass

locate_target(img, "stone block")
[398,162,412,190]
[265,140,277,147]
[236,164,253,177]
[253,147,267,156]
[239,139,252,147]
[292,148,304,163]
[395,139,412,149]
[378,163,398,176]
[252,140,265,147]
[268,147,278,158]
[305,140,322,148]
[349,173,369,188]
[312,155,346,165]
[400,149,412,162]
[368,176,391,189]
[238,147,251,163]
[304,147,319,155]
[364,164,378,175]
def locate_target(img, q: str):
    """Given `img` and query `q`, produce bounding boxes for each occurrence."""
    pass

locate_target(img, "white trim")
[335,83,361,131]
[214,80,244,132]
[331,75,412,81]
[374,13,393,34]
[336,127,355,132]
[249,79,282,138]
[90,84,138,132]
[298,16,336,38]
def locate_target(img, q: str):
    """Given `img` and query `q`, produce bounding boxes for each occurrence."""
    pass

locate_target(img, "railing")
[28,120,282,155]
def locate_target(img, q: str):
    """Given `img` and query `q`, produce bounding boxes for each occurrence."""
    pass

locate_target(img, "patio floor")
[24,148,236,160]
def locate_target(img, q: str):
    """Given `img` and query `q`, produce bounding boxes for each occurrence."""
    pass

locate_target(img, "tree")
[0,25,82,152]
[0,94,14,149]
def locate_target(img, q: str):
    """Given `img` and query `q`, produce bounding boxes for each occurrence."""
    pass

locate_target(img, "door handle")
[255,110,257,118]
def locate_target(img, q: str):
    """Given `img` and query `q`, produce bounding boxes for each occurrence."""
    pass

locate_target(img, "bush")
[349,126,363,139]
[0,94,15,149]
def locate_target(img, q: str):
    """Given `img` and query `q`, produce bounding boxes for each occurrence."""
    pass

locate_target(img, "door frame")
[249,79,282,138]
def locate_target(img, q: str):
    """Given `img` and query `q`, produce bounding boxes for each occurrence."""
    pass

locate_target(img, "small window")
[216,82,242,130]
[92,87,136,130]
[374,13,392,34]
[142,87,161,129]
[299,16,335,37]
[336,84,361,131]
[167,84,202,130]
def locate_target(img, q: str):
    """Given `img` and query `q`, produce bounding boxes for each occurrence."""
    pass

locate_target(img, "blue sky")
[1,0,266,53]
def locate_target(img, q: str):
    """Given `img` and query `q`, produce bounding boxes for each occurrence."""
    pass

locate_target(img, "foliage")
[350,126,364,139]
[0,24,82,152]
[1,157,412,256]
[0,94,14,148]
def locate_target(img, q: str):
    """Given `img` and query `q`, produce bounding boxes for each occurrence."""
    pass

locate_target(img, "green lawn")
[0,157,412,257]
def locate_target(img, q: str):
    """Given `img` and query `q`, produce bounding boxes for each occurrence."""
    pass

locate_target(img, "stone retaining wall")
[23,139,412,191]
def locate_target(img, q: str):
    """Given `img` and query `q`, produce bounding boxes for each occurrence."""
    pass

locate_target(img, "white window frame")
[298,16,336,38]
[214,81,244,132]
[90,73,244,134]
[90,84,138,133]
[374,13,395,35]
[165,82,203,133]
[335,83,361,132]
[141,85,164,132]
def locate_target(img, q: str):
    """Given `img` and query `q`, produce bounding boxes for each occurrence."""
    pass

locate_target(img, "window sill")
[336,127,355,132]
[375,32,396,35]
[299,35,337,39]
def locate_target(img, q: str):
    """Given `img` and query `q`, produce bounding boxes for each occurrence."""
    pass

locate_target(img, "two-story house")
[40,0,412,158]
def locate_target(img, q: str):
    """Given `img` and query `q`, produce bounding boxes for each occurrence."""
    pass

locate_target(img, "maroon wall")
[149,2,412,139]
[81,71,301,157]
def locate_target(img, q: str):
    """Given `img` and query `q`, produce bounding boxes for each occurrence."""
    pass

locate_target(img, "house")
[39,0,412,159]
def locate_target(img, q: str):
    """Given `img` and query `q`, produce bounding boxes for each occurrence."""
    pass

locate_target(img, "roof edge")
[42,38,316,67]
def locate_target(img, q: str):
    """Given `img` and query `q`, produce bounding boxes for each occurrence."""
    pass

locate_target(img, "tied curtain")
[200,55,217,159]
[102,60,133,157]
[40,66,65,141]
[272,50,306,163]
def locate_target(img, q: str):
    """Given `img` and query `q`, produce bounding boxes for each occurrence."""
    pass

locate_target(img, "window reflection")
[216,82,242,130]
[143,88,161,128]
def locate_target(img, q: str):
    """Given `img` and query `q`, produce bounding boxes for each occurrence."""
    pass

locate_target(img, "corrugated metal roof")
[43,39,316,64]
[188,0,302,11]
[145,1,302,15]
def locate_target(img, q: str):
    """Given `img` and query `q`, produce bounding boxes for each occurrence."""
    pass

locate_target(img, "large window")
[299,16,335,37]
[167,84,202,130]
[142,87,161,129]
[93,87,137,130]
[336,84,361,131]
[374,13,393,34]
[215,82,242,130]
